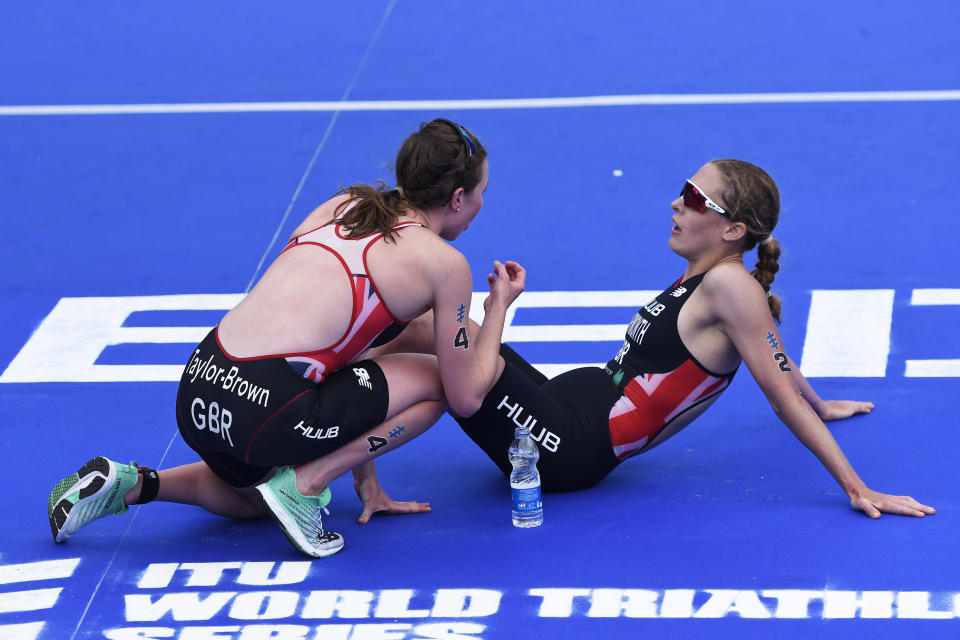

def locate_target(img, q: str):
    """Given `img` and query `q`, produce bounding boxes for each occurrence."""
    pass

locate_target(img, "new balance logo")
[353,367,373,390]
[670,286,687,297]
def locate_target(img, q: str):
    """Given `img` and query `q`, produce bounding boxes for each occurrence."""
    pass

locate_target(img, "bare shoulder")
[403,231,471,293]
[421,231,469,273]
[702,262,764,295]
[394,224,460,259]
[290,194,354,238]
[700,262,768,318]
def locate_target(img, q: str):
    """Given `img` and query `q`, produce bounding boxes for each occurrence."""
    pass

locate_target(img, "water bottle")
[509,426,543,527]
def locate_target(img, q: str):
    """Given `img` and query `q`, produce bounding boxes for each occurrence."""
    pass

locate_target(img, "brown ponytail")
[330,182,405,240]
[752,238,782,323]
[711,159,783,323]
[333,119,487,242]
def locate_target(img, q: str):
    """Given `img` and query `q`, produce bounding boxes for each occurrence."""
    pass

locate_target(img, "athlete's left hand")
[818,400,874,421]
[354,473,431,525]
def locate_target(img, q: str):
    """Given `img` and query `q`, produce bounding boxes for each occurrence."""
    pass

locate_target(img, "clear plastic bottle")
[509,426,543,527]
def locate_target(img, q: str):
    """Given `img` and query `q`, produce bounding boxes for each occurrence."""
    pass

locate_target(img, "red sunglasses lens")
[681,182,707,212]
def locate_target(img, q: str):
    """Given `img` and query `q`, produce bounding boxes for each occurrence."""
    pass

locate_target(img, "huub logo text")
[293,421,339,441]
[496,395,561,452]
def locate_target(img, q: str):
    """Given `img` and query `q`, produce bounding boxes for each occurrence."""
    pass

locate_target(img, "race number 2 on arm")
[707,268,933,518]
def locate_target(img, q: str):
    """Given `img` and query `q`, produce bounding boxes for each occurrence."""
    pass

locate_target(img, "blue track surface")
[2,3,959,639]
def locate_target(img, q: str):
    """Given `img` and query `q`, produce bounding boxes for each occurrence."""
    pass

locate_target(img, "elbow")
[767,395,785,418]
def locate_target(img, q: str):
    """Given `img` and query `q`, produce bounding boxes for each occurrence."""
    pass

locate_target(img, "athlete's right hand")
[849,487,935,519]
[484,260,525,314]
[354,472,431,525]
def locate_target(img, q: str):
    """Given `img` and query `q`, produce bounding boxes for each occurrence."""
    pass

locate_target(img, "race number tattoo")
[773,352,791,372]
[453,303,469,349]
[366,435,389,454]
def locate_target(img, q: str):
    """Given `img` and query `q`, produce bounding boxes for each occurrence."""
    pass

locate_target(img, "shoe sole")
[255,483,344,558]
[48,457,116,543]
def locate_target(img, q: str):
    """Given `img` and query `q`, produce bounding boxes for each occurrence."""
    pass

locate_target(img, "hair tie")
[759,236,774,246]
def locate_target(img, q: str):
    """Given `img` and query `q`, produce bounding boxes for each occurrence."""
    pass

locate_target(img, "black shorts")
[454,344,621,492]
[175,329,389,487]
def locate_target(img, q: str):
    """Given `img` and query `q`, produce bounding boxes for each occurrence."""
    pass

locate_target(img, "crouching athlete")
[47,118,525,557]
[361,158,934,518]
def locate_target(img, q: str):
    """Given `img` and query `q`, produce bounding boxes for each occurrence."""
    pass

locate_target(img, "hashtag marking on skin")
[388,426,407,439]
[766,332,780,350]
[456,304,466,323]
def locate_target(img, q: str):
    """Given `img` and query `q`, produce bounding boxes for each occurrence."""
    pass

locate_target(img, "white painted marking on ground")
[2,91,959,116]
[0,622,45,640]
[905,288,960,376]
[904,359,960,377]
[0,588,62,613]
[0,559,80,585]
[910,288,960,305]
[0,294,242,383]
[5,289,953,381]
[505,325,626,342]
[506,290,658,308]
[799,290,894,377]
[536,363,604,377]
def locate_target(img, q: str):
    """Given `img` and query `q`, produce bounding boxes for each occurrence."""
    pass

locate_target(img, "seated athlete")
[358,158,934,518]
[47,118,525,557]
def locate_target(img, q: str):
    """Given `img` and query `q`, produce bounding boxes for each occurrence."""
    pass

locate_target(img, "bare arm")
[704,267,933,518]
[787,355,875,421]
[429,253,524,416]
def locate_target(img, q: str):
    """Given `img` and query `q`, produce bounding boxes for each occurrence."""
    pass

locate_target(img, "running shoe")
[256,466,344,558]
[48,457,139,543]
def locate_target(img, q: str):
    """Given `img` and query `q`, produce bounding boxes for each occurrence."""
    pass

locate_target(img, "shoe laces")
[309,503,331,542]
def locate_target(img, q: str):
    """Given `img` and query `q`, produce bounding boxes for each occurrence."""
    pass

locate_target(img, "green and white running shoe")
[48,457,139,543]
[256,466,344,558]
